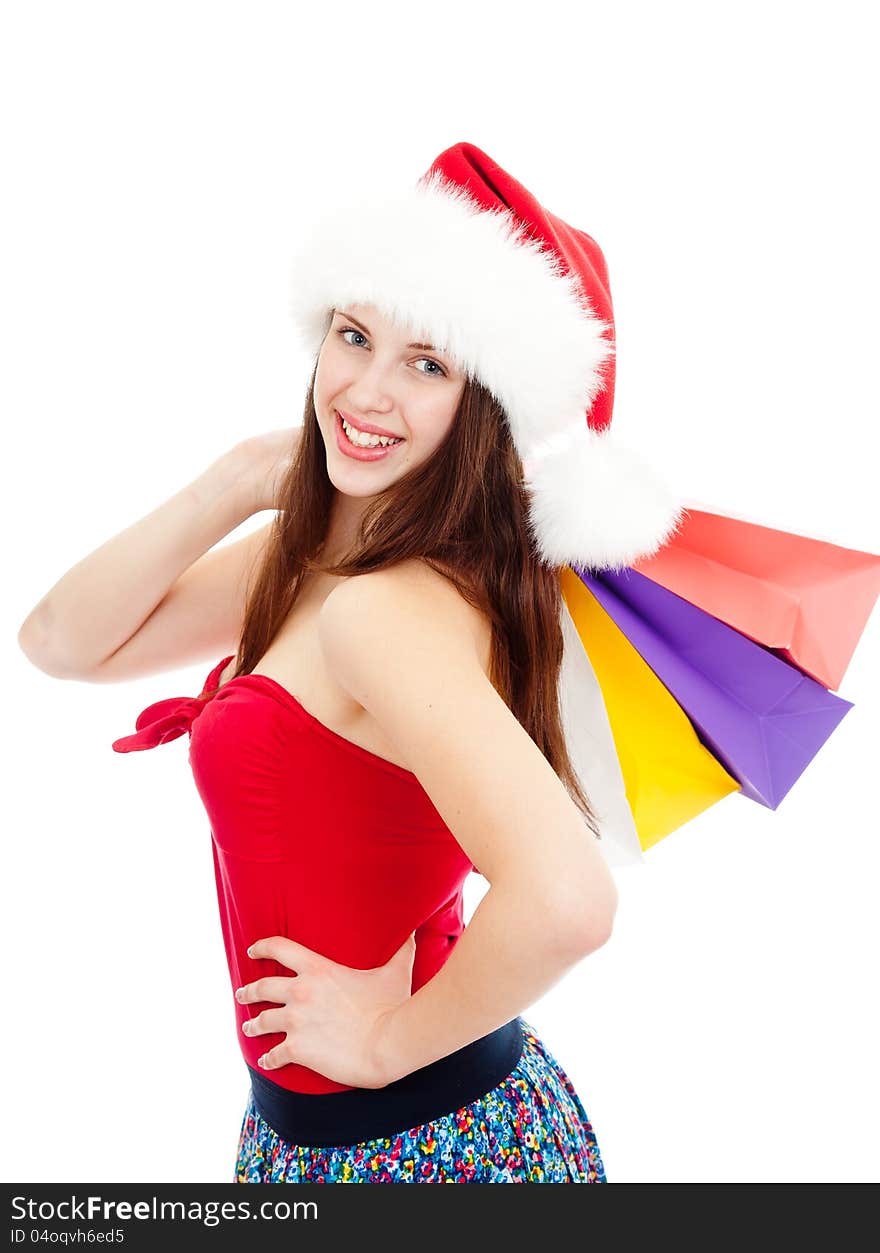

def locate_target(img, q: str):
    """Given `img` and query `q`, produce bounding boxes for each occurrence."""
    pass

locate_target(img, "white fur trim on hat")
[525,420,685,571]
[287,171,614,453]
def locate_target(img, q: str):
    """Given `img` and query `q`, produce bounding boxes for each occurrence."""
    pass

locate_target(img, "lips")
[336,409,404,441]
[334,409,406,461]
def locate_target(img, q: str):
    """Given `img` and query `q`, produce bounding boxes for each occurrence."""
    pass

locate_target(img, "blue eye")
[336,327,447,378]
[339,327,368,349]
[415,358,446,377]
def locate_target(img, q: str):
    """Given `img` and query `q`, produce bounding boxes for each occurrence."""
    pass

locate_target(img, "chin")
[328,474,387,499]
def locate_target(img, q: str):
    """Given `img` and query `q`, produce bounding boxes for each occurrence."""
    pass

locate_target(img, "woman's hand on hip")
[234,931,417,1089]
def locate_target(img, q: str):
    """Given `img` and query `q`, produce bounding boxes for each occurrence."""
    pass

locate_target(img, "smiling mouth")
[336,410,405,448]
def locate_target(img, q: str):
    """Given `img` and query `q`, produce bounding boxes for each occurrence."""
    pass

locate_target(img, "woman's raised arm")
[17,428,299,683]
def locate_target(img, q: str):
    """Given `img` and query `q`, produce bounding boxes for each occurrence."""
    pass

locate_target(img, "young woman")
[18,143,681,1183]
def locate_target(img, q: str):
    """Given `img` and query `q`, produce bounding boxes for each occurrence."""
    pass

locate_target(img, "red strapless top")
[112,655,474,1094]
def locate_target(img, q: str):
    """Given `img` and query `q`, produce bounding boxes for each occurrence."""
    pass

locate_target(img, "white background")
[3,0,878,1184]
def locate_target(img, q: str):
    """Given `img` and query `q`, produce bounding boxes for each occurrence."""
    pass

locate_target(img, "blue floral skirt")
[233,1018,607,1183]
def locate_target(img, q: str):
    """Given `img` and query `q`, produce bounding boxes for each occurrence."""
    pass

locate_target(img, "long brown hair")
[229,357,602,840]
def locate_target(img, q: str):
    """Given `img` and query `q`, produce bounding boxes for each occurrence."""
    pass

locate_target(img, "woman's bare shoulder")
[388,558,491,667]
[325,558,493,677]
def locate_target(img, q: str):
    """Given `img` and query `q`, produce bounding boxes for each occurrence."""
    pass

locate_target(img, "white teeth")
[340,415,403,448]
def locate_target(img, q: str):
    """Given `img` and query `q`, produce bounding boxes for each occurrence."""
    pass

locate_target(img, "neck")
[321,491,372,566]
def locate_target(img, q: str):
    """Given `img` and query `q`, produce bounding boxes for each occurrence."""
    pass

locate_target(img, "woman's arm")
[318,562,619,1085]
[17,430,296,680]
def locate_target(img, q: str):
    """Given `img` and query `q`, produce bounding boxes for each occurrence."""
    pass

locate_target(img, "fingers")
[241,1006,291,1039]
[255,1042,288,1070]
[247,936,317,972]
[235,976,297,1005]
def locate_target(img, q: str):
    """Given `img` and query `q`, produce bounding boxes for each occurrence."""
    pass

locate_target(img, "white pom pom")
[526,421,685,571]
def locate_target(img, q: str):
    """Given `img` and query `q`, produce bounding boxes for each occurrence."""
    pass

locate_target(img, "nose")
[345,351,400,415]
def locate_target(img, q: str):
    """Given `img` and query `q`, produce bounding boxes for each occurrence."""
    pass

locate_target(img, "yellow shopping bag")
[560,566,739,850]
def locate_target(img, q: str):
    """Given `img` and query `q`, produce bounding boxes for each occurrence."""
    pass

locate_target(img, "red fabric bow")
[111,693,212,753]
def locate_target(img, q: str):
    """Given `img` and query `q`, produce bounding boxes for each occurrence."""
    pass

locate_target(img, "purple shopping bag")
[577,566,853,809]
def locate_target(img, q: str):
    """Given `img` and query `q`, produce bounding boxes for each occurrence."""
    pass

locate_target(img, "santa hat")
[288,141,683,571]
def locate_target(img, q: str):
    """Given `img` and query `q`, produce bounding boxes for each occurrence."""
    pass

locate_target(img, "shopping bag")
[580,565,854,808]
[631,507,880,690]
[560,566,740,851]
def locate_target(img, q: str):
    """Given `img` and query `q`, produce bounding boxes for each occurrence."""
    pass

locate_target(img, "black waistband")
[246,1016,525,1149]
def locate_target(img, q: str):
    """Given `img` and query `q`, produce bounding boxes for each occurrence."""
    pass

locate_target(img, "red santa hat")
[288,141,683,571]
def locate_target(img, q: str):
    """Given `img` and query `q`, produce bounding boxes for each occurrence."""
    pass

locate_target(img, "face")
[313,302,466,498]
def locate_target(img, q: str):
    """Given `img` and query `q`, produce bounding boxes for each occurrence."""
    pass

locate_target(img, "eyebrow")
[336,310,442,355]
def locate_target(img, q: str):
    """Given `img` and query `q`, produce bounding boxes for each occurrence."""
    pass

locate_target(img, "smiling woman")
[25,139,685,1184]
[311,303,465,492]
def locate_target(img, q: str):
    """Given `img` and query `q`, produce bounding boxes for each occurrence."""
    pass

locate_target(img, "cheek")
[313,382,340,428]
[414,405,457,452]
[314,344,344,401]
[313,358,329,405]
